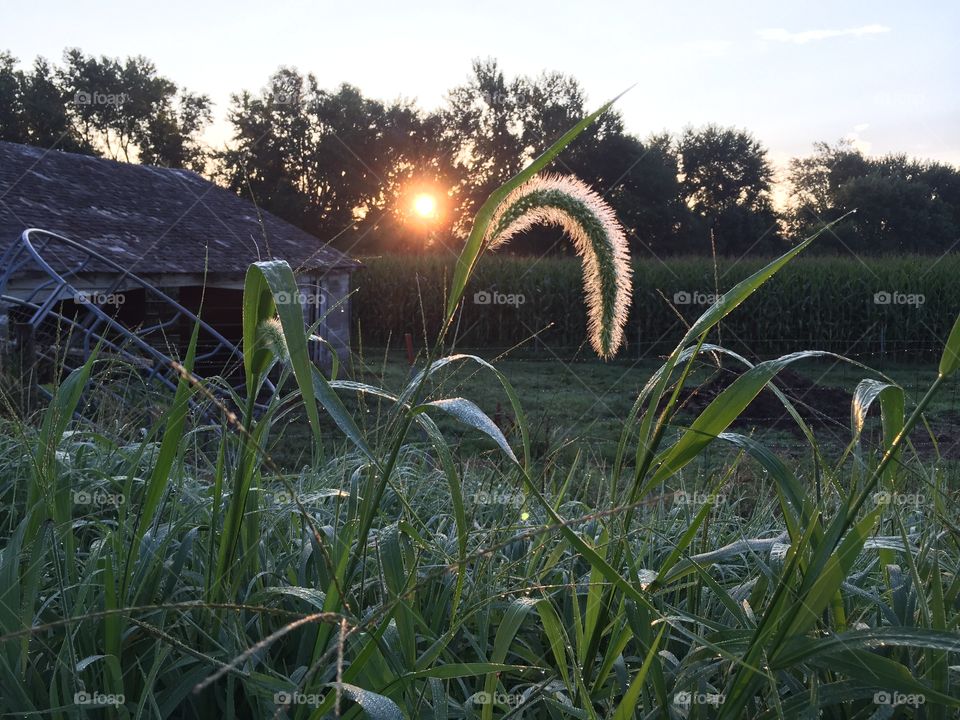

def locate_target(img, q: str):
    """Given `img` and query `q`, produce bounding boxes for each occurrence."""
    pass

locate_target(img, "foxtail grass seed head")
[258,317,289,362]
[485,173,632,358]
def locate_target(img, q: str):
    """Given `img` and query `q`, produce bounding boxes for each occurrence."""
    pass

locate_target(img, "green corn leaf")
[939,310,960,376]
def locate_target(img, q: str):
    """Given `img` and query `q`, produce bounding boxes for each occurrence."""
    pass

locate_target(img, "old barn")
[0,141,359,392]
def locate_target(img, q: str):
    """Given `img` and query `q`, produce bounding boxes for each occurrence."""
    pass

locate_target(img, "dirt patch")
[678,368,852,434]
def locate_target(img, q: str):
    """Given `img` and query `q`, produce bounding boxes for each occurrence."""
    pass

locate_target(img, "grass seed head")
[485,173,632,358]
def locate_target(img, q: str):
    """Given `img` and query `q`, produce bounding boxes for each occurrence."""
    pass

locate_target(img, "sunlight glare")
[413,193,437,219]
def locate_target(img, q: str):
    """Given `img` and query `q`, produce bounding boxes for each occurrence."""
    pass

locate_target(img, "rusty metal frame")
[0,228,269,403]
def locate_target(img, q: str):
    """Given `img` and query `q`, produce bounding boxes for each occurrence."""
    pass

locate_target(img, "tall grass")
[1,101,959,719]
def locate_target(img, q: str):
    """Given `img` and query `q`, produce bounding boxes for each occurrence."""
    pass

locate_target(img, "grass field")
[4,269,960,717]
[4,122,960,718]
[270,349,960,472]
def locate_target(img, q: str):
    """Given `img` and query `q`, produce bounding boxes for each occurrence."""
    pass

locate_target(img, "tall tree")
[0,52,26,141]
[59,49,211,169]
[678,125,779,254]
[0,53,91,152]
[218,69,453,253]
[788,142,960,253]
[438,59,525,236]
[440,60,691,254]
[0,49,210,168]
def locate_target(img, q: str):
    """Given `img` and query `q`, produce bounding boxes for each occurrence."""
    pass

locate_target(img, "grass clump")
[1,101,959,719]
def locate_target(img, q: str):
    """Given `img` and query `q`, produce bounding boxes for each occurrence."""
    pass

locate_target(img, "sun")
[412,193,438,219]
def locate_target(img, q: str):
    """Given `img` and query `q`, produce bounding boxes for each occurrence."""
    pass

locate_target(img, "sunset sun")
[413,193,438,219]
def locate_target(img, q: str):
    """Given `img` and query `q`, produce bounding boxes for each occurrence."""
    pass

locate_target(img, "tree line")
[2,50,958,257]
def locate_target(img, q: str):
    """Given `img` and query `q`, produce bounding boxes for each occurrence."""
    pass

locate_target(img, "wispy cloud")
[846,123,872,154]
[757,24,890,45]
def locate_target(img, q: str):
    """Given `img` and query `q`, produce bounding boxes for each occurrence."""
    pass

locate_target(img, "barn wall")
[322,271,352,364]
[294,269,352,373]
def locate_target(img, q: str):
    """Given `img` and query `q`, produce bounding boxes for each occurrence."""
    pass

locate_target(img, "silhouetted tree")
[439,60,691,254]
[7,48,958,258]
[0,49,210,169]
[59,49,211,169]
[788,141,960,253]
[217,69,458,253]
[678,125,779,254]
[0,52,91,152]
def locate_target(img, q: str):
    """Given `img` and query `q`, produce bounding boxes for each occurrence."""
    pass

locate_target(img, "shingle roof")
[0,141,359,275]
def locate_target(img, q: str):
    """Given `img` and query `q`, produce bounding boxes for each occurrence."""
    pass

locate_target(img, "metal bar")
[0,228,274,414]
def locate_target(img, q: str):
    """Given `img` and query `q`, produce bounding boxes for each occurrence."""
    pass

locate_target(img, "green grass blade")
[938,310,960,376]
[128,321,199,571]
[649,351,831,486]
[611,625,666,720]
[415,398,517,464]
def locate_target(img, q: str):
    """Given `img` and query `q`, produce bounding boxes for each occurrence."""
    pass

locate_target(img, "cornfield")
[354,253,960,358]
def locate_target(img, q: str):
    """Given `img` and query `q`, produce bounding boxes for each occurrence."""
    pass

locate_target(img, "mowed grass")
[269,349,960,472]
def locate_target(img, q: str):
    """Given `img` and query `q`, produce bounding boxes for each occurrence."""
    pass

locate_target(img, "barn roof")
[0,141,360,275]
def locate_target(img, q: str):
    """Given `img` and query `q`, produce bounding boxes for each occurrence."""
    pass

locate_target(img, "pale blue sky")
[5,0,958,173]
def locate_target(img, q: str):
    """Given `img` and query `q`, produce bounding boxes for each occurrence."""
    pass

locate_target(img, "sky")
[4,0,959,177]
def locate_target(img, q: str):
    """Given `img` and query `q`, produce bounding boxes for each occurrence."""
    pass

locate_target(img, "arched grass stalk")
[485,174,632,358]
